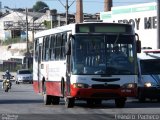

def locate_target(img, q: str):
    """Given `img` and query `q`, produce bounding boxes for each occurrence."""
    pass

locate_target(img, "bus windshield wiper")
[113,33,120,46]
[94,70,105,74]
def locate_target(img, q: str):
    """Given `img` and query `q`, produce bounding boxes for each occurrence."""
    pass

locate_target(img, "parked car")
[16,69,33,84]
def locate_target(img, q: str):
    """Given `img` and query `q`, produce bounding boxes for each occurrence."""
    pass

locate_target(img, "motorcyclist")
[2,70,12,89]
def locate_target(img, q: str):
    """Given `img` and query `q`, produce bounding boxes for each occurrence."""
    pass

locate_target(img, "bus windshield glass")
[140,59,160,75]
[72,34,136,75]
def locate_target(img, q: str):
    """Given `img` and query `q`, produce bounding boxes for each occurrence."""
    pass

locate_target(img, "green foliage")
[2,37,23,45]
[43,20,52,29]
[33,1,49,12]
[15,64,22,71]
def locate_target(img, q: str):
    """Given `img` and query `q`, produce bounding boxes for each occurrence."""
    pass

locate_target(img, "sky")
[0,0,156,14]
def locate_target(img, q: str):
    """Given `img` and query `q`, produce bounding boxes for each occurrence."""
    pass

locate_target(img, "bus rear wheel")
[51,96,60,105]
[115,98,126,108]
[43,94,52,105]
[65,97,75,108]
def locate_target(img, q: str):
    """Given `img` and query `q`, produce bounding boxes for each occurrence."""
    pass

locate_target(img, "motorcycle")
[2,74,13,92]
[2,79,11,92]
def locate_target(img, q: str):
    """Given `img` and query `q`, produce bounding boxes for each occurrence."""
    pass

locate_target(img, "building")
[0,8,99,60]
[0,9,46,41]
[0,9,100,41]
[100,2,157,49]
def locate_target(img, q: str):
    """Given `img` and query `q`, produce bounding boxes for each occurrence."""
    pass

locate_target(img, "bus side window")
[61,33,67,60]
[54,35,58,60]
[55,34,62,60]
[45,36,50,61]
[34,39,38,62]
[49,35,52,60]
[42,37,45,61]
[50,35,55,61]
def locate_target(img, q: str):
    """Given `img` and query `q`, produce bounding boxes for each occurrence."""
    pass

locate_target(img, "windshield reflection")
[72,35,136,75]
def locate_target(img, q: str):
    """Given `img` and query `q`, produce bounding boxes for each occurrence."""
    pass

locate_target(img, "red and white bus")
[33,22,141,108]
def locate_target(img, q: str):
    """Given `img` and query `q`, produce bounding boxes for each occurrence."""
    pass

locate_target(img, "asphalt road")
[0,81,160,120]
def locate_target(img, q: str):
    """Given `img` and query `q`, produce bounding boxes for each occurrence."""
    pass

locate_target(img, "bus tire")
[115,98,126,108]
[65,97,75,108]
[138,90,145,103]
[94,99,102,105]
[43,94,52,105]
[157,98,160,102]
[51,96,60,105]
[86,99,94,107]
[86,99,102,107]
[61,78,65,97]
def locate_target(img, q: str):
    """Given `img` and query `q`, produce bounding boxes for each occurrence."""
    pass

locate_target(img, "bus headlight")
[144,82,152,87]
[73,83,89,88]
[122,83,137,89]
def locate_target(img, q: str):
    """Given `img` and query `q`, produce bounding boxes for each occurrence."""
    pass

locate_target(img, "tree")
[33,1,49,12]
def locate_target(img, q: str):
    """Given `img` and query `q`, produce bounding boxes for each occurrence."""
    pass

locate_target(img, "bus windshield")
[72,34,136,75]
[140,59,160,75]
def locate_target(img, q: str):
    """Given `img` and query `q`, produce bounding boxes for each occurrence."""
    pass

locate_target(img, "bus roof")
[138,49,160,60]
[143,49,160,53]
[34,22,133,38]
[34,23,75,38]
[10,56,25,59]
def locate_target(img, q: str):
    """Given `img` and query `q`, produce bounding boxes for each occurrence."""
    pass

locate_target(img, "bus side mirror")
[136,40,141,53]
[135,33,141,53]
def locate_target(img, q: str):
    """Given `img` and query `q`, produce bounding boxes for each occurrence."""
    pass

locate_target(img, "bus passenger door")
[65,34,72,96]
[37,44,42,93]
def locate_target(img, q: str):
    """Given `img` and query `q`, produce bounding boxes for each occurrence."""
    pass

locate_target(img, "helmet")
[6,70,9,74]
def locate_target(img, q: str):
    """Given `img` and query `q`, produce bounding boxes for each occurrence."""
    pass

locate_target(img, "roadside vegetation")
[2,37,25,45]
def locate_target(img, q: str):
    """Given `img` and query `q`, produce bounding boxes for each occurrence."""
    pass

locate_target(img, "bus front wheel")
[87,99,102,107]
[61,79,65,97]
[138,90,146,103]
[65,97,75,108]
[43,94,52,105]
[115,98,126,108]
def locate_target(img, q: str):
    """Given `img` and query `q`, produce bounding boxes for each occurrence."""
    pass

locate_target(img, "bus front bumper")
[70,87,137,99]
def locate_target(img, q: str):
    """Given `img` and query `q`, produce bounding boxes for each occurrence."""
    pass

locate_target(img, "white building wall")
[0,11,34,41]
[0,17,5,40]
[100,2,157,49]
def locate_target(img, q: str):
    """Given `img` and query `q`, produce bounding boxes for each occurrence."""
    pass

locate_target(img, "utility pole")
[51,15,53,28]
[58,0,75,25]
[26,8,29,69]
[157,0,160,49]
[66,0,68,24]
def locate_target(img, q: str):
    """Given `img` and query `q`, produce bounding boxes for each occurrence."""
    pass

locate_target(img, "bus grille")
[91,84,120,89]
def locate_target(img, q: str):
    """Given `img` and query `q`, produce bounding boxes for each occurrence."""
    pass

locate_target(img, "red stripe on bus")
[33,81,62,96]
[33,81,39,93]
[69,85,136,98]
[46,81,61,96]
[33,81,137,98]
